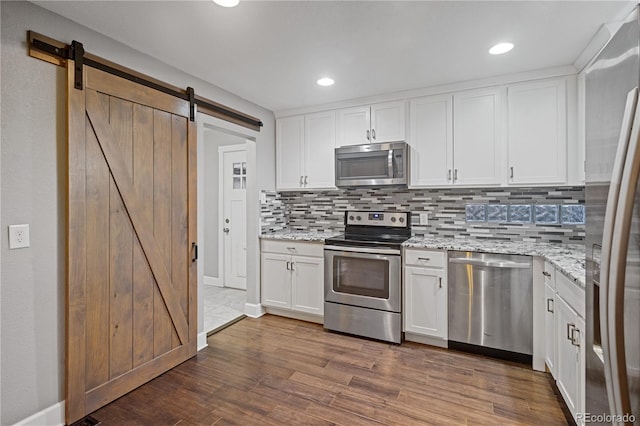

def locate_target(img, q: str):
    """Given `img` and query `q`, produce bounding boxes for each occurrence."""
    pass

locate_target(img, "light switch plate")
[9,224,30,249]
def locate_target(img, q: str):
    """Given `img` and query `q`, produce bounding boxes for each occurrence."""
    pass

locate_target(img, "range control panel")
[345,211,409,227]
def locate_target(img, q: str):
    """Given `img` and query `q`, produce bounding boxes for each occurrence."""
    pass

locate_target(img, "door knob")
[223,228,230,233]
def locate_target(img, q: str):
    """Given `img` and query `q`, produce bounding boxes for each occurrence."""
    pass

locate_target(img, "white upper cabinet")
[409,94,454,186]
[276,115,304,190]
[337,106,370,146]
[305,111,336,189]
[453,87,503,185]
[370,101,406,143]
[276,112,336,191]
[337,101,405,146]
[507,78,567,185]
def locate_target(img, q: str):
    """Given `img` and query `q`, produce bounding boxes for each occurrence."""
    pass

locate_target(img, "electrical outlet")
[9,224,30,249]
[420,213,429,225]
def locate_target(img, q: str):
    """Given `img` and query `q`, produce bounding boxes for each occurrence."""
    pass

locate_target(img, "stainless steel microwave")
[335,142,408,188]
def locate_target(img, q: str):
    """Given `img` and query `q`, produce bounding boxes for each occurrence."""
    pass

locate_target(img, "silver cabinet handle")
[299,176,303,186]
[567,323,575,341]
[290,262,295,271]
[304,176,308,185]
[572,328,581,347]
[223,228,230,233]
[418,257,431,261]
[438,277,442,289]
[546,298,554,313]
[372,129,376,140]
[286,247,296,252]
[448,169,452,181]
[542,271,551,277]
[510,166,514,179]
[454,169,458,182]
[286,261,290,270]
[366,129,371,141]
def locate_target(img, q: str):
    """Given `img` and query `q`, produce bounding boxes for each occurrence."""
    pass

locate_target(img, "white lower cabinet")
[542,261,585,424]
[261,241,324,317]
[403,249,447,342]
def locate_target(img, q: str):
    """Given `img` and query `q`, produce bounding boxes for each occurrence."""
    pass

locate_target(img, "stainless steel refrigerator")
[585,6,640,424]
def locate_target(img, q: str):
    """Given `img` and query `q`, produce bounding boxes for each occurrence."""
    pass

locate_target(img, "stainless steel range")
[323,211,411,343]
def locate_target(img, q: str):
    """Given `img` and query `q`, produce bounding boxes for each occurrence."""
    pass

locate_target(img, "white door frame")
[196,114,260,350]
[218,144,248,290]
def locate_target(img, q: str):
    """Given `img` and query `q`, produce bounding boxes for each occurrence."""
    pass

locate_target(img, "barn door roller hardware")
[27,31,263,130]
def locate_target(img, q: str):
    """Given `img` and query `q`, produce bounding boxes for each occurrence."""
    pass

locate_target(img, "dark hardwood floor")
[89,315,568,425]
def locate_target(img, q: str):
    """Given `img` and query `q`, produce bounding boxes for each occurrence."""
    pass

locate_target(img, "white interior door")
[220,146,247,290]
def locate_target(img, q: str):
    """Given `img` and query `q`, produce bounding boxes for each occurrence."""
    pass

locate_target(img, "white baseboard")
[404,332,448,348]
[204,276,222,287]
[13,401,64,426]
[264,307,323,324]
[244,302,266,318]
[197,331,208,351]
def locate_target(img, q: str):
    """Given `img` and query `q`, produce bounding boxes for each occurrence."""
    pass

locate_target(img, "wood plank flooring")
[89,315,568,425]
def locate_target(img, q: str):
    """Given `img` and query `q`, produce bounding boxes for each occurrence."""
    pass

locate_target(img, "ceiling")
[34,1,632,112]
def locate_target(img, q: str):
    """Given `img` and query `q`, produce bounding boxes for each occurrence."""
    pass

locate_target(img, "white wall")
[0,1,275,424]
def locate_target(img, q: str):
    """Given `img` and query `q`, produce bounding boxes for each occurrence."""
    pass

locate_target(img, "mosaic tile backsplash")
[260,186,585,244]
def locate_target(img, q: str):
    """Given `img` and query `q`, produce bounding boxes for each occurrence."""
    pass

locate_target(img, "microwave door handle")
[600,87,638,417]
[388,149,394,178]
[607,88,640,419]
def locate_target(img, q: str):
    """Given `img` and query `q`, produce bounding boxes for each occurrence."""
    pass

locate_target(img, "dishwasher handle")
[449,257,531,269]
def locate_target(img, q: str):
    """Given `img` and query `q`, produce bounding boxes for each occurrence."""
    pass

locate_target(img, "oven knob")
[356,216,361,221]
[391,217,396,223]
[399,217,405,223]
[349,215,354,221]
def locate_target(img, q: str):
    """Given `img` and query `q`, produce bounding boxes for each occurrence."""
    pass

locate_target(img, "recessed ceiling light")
[489,42,514,55]
[213,0,239,7]
[317,77,335,87]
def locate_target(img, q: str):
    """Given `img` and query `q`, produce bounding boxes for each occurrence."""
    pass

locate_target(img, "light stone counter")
[260,229,342,243]
[403,236,585,287]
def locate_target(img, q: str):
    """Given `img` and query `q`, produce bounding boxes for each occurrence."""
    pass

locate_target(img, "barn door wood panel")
[66,62,197,425]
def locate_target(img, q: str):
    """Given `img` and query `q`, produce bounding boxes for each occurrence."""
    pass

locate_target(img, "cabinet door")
[507,79,567,185]
[276,116,304,190]
[544,283,556,377]
[337,106,370,146]
[291,255,324,315]
[453,88,502,185]
[409,95,453,186]
[305,111,336,189]
[261,253,291,309]
[404,266,447,339]
[555,295,580,419]
[371,101,406,143]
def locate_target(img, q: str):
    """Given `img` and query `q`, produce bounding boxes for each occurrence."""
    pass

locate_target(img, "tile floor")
[203,285,246,334]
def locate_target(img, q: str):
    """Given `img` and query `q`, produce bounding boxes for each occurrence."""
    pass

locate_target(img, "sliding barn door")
[66,61,197,424]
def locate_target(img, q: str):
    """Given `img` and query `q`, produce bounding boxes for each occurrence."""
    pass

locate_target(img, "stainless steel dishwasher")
[448,251,533,358]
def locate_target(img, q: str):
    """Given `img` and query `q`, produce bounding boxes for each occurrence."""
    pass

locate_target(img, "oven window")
[333,255,390,298]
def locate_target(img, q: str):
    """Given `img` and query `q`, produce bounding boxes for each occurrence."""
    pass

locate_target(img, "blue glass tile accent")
[487,204,508,222]
[535,204,559,224]
[509,204,532,223]
[561,204,586,224]
[465,204,486,222]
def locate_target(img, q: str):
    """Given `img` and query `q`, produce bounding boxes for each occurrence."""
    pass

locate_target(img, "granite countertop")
[404,236,585,287]
[260,229,342,242]
[260,230,585,287]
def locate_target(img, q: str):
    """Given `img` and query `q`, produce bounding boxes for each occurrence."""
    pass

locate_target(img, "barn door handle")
[192,242,198,262]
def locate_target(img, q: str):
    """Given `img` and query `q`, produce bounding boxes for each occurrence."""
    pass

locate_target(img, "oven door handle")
[324,245,401,256]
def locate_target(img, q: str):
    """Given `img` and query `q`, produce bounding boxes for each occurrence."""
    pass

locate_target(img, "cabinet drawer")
[543,262,556,290]
[261,240,324,258]
[404,249,446,268]
[556,271,585,319]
